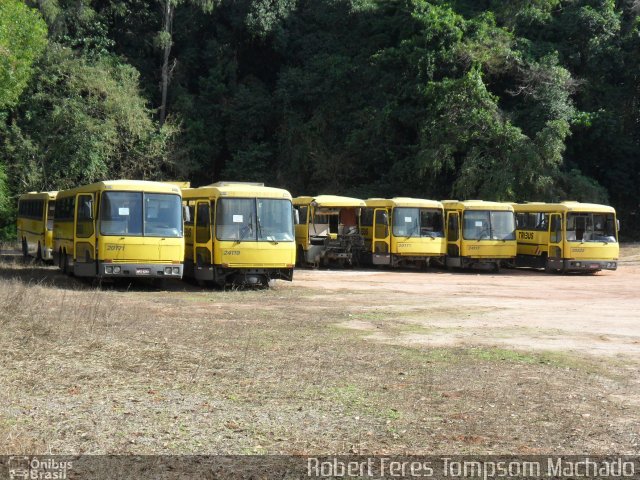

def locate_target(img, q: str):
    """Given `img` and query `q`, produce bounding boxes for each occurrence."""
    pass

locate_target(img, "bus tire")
[37,243,42,261]
[22,238,28,258]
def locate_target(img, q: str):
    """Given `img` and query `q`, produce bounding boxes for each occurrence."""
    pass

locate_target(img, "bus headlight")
[113,266,121,274]
[105,266,113,274]
[172,267,180,275]
[164,267,172,275]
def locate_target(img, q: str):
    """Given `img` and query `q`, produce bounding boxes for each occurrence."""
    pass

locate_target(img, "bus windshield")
[567,212,617,243]
[217,198,294,242]
[463,210,515,240]
[100,192,182,237]
[392,207,444,238]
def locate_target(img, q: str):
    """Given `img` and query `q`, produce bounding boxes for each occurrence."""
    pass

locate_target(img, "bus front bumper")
[562,259,617,271]
[97,262,183,278]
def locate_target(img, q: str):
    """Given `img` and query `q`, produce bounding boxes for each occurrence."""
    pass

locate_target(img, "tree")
[0,0,47,110]
[156,0,219,127]
[2,44,177,193]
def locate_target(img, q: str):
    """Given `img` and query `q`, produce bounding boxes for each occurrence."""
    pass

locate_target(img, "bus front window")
[393,208,444,238]
[144,194,182,237]
[463,210,515,240]
[567,213,617,243]
[463,211,490,240]
[490,211,516,240]
[257,199,294,242]
[100,192,143,236]
[217,198,256,241]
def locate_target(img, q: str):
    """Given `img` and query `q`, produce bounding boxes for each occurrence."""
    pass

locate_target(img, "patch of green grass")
[393,343,605,374]
[349,312,388,321]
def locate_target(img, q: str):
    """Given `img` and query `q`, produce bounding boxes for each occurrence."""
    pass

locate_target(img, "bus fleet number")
[518,231,534,240]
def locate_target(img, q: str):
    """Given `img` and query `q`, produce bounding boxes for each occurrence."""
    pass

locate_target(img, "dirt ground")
[0,245,638,455]
[294,251,640,360]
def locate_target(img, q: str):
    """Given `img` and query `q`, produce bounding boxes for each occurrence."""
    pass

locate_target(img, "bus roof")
[56,180,182,197]
[19,191,57,201]
[293,195,366,208]
[442,200,514,211]
[183,182,292,200]
[366,197,443,209]
[513,201,616,214]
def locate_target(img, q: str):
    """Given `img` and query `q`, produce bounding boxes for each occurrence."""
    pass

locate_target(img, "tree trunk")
[159,0,173,128]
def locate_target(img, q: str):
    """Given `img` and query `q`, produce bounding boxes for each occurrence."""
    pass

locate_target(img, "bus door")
[446,211,461,267]
[547,213,563,271]
[372,208,391,265]
[194,200,213,272]
[74,193,96,276]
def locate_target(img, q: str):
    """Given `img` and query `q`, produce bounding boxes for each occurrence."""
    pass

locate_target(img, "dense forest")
[1,0,639,239]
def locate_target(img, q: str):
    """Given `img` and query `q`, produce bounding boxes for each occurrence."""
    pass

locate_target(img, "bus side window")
[550,215,562,243]
[76,194,94,238]
[297,206,308,225]
[448,213,459,241]
[195,202,211,243]
[184,201,194,225]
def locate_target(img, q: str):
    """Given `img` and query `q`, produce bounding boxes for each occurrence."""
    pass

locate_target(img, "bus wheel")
[36,243,42,261]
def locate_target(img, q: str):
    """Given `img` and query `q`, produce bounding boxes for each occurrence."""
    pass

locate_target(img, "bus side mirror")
[183,205,191,223]
[294,209,300,225]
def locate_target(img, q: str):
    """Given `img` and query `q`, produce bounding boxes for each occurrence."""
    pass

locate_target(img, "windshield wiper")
[257,218,278,245]
[476,227,490,242]
[405,220,419,239]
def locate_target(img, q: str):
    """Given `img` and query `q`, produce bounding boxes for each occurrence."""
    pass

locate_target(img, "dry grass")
[0,252,639,455]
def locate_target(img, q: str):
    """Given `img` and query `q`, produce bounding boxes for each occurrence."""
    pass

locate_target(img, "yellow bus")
[17,191,57,261]
[361,198,446,268]
[514,202,619,273]
[53,180,184,280]
[293,195,366,267]
[182,182,295,287]
[443,200,517,271]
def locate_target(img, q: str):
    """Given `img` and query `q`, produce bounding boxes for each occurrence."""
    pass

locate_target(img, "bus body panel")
[460,240,516,258]
[98,238,184,263]
[214,240,296,267]
[390,236,447,257]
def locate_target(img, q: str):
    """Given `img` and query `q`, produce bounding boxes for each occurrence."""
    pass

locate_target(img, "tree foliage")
[0,0,47,110]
